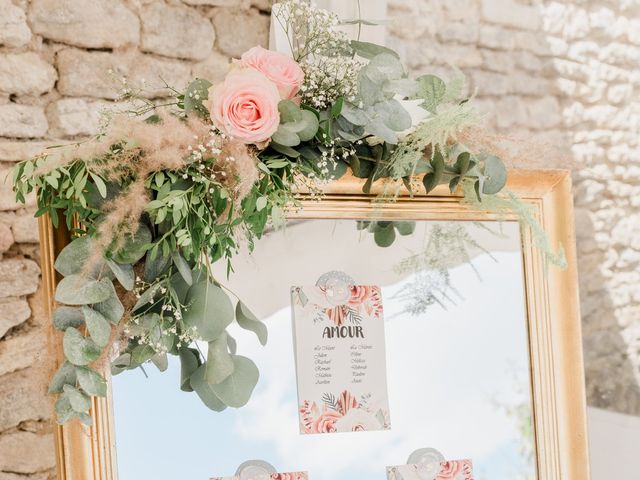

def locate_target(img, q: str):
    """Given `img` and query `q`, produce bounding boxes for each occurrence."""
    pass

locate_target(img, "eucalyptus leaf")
[271,142,301,158]
[205,332,235,384]
[133,284,158,312]
[383,78,418,97]
[76,366,107,397]
[183,281,234,342]
[106,260,134,291]
[82,307,111,347]
[297,110,320,141]
[113,223,152,265]
[422,153,445,193]
[341,104,369,126]
[131,345,155,366]
[93,280,124,324]
[63,327,102,366]
[63,384,91,412]
[205,355,259,408]
[482,155,507,194]
[111,353,132,375]
[227,333,237,355]
[374,224,396,248]
[54,236,102,277]
[272,125,300,147]
[53,306,85,331]
[55,275,113,306]
[374,99,412,131]
[49,361,77,394]
[278,100,302,123]
[171,252,193,286]
[235,302,268,346]
[151,353,168,372]
[191,364,228,411]
[179,347,200,392]
[395,221,416,236]
[366,53,404,84]
[350,40,400,60]
[184,78,212,117]
[144,251,171,282]
[416,74,447,113]
[55,393,77,424]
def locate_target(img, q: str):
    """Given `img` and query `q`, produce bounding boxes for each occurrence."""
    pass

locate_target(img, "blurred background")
[0,0,638,478]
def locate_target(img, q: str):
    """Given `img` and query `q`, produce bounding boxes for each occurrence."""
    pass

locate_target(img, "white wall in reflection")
[113,220,535,480]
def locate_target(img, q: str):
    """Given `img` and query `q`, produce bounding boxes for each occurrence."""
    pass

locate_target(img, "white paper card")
[291,285,391,434]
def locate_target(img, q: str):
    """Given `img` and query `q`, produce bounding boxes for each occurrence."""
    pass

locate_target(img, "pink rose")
[239,46,304,100]
[436,460,473,479]
[208,69,280,144]
[312,410,342,433]
[271,473,308,480]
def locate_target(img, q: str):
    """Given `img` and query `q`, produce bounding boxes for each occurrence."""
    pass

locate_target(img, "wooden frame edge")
[39,168,589,480]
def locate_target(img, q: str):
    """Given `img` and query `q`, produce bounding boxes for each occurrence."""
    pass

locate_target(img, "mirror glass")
[112,219,536,480]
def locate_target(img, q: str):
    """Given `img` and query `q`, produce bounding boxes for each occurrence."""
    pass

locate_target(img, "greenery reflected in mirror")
[112,219,535,480]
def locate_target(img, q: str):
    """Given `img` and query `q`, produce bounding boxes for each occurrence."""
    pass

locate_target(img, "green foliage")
[357,220,416,248]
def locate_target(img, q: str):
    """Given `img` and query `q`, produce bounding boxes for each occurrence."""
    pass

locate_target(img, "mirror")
[112,218,536,480]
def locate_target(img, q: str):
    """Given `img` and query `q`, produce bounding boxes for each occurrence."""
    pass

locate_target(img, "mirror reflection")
[112,219,535,480]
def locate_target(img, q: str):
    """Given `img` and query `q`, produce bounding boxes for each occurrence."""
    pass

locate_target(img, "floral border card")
[386,460,474,480]
[210,472,308,480]
[291,285,391,434]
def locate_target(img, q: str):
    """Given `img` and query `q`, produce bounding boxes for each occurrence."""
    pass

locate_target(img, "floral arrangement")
[12,0,558,425]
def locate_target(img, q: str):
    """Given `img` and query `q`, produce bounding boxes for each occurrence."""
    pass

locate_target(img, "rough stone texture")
[0,53,57,97]
[212,8,270,58]
[0,298,30,339]
[0,258,40,298]
[0,431,55,473]
[390,0,640,416]
[0,0,32,48]
[29,0,140,49]
[0,105,48,139]
[0,3,269,475]
[57,48,193,99]
[0,0,637,474]
[11,212,40,244]
[141,3,215,60]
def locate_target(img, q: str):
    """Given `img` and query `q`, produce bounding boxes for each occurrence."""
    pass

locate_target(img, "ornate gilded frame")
[39,169,590,480]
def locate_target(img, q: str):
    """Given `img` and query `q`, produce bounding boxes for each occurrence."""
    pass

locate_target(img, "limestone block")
[0,141,52,162]
[0,431,55,474]
[45,98,115,138]
[184,0,249,6]
[0,370,51,431]
[0,327,48,376]
[481,0,540,31]
[0,53,57,97]
[0,297,30,338]
[57,49,192,100]
[192,50,231,84]
[0,104,48,139]
[11,211,39,243]
[478,25,515,50]
[141,3,215,61]
[470,70,510,96]
[0,258,40,298]
[0,0,32,47]
[526,96,562,129]
[29,0,139,49]
[0,222,13,254]
[436,22,480,45]
[212,8,269,58]
[482,50,516,73]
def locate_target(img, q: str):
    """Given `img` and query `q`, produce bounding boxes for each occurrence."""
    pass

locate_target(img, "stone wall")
[387,0,640,416]
[0,1,270,478]
[0,0,638,477]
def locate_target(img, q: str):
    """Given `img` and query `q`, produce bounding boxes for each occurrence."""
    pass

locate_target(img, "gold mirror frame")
[39,169,590,480]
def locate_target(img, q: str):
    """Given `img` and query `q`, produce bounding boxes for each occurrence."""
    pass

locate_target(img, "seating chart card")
[386,460,474,480]
[291,284,391,434]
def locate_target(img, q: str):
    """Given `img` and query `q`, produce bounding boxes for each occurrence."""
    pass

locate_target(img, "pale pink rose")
[208,69,280,144]
[436,460,473,479]
[312,410,342,433]
[239,46,304,100]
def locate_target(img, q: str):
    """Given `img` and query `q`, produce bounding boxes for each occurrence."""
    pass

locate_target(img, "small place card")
[291,285,391,434]
[211,472,308,480]
[386,460,474,480]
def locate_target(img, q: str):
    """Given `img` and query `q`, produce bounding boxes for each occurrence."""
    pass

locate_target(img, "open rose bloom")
[240,46,304,100]
[208,69,281,144]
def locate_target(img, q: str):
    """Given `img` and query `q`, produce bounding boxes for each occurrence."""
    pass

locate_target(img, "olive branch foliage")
[11,0,561,426]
